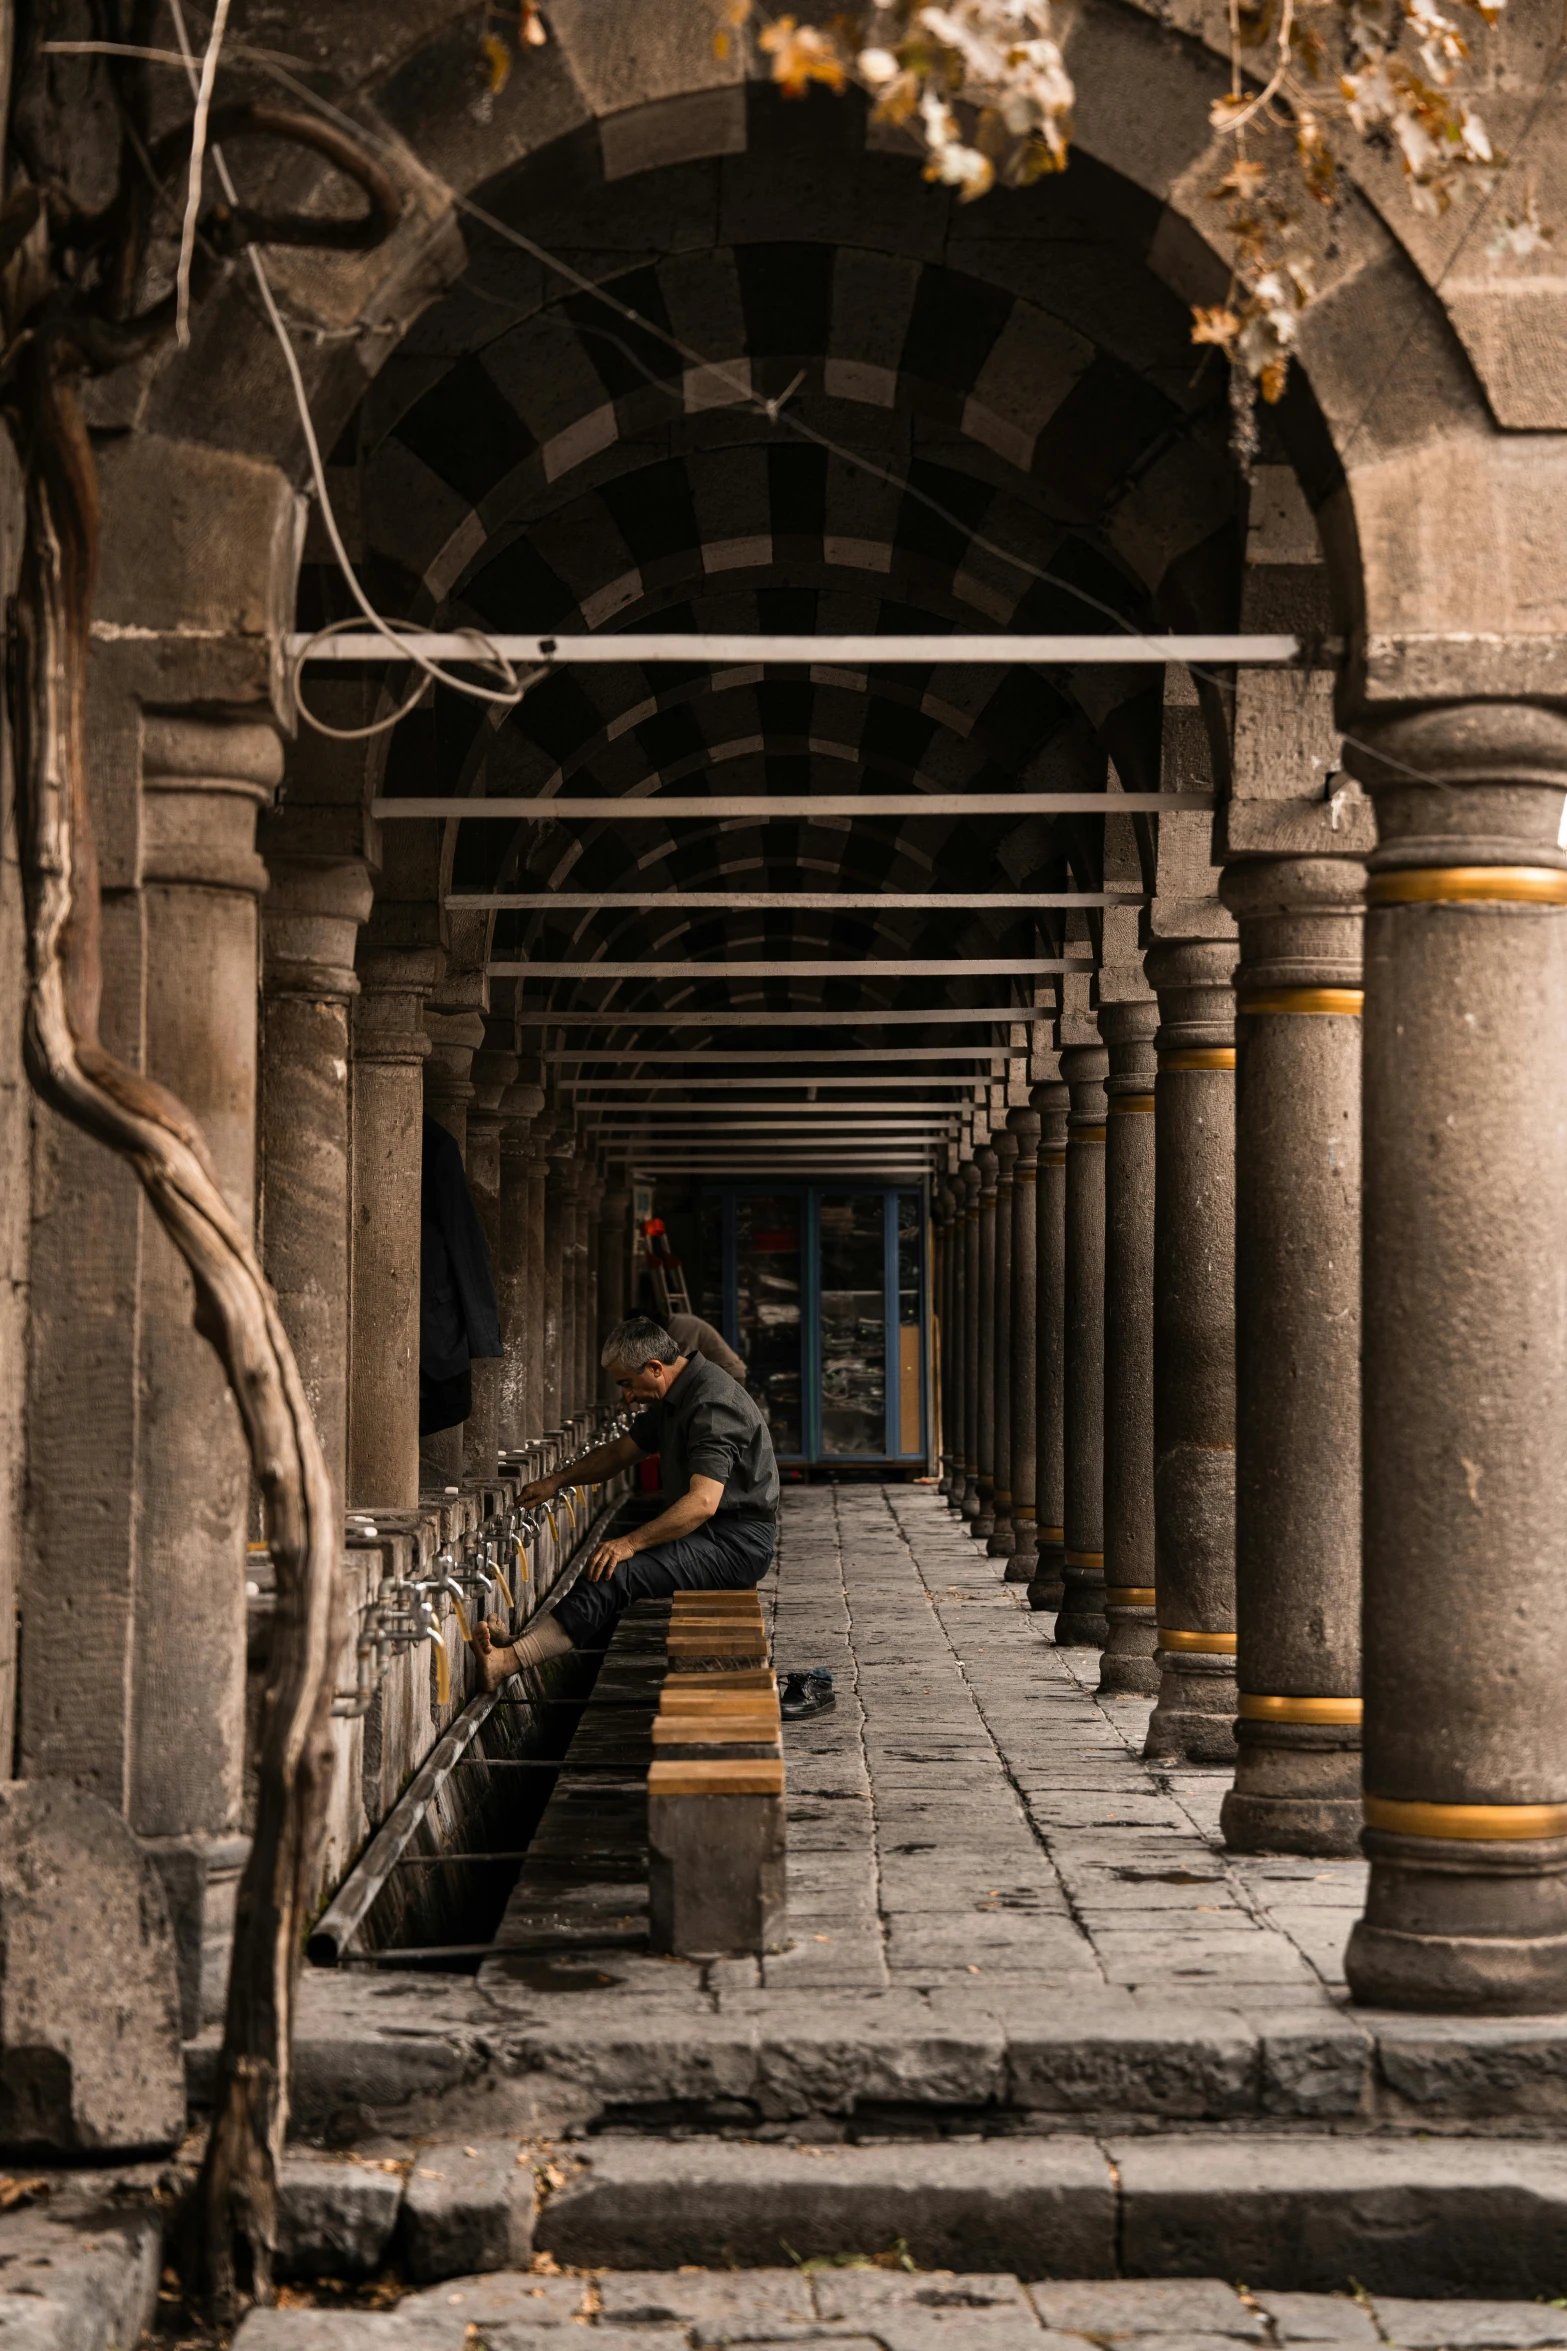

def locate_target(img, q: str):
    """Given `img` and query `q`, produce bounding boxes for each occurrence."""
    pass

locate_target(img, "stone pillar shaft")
[1056,1048,1109,1648]
[1005,1110,1041,1582]
[1028,1083,1069,1610]
[1144,940,1240,1764]
[260,862,371,1525]
[1343,707,1567,2011]
[960,1159,982,1518]
[1219,858,1365,1856]
[1099,1003,1159,1698]
[988,1129,1017,1555]
[972,1149,998,1537]
[348,951,435,1511]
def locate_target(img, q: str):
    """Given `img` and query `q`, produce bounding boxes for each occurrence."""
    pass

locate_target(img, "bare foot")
[472,1620,518,1693]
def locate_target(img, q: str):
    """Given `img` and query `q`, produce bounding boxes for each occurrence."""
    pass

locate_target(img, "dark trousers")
[554,1513,775,1648]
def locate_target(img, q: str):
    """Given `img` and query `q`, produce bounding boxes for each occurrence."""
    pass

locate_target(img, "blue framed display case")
[696,1183,930,1468]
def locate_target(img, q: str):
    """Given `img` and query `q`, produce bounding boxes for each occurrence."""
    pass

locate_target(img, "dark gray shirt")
[629,1353,779,1521]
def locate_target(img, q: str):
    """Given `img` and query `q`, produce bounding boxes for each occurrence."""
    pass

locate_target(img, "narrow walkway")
[768,1483,1358,2009]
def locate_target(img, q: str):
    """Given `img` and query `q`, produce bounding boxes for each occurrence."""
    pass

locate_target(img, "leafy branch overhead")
[705,0,1515,398]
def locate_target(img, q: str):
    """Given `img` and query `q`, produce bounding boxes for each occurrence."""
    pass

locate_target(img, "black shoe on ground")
[781,1668,836,1720]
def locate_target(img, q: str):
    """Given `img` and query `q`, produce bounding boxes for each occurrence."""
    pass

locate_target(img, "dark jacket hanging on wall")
[420,1115,503,1434]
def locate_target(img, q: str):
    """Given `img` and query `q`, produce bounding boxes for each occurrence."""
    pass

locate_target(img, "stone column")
[543,1136,574,1432]
[972,1146,999,1539]
[348,949,437,1510]
[940,1179,964,1508]
[1219,858,1365,1855]
[959,1156,982,1520]
[987,1129,1018,1556]
[1143,939,1240,1764]
[599,1171,631,1397]
[933,1185,952,1491]
[132,714,277,2026]
[524,1123,551,1443]
[497,1087,545,1451]
[259,856,373,1523]
[1344,705,1567,2011]
[1028,1079,1069,1611]
[1055,1046,1108,1647]
[1005,1108,1041,1582]
[1098,1002,1160,1697]
[466,1032,518,1485]
[421,1009,484,1485]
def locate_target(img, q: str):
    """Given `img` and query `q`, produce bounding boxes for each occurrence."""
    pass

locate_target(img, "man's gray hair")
[601,1314,681,1372]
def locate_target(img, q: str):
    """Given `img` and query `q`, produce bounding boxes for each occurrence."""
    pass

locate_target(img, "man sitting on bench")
[473,1312,779,1685]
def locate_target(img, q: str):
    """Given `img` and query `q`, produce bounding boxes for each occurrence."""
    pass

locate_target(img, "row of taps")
[331,1404,635,1718]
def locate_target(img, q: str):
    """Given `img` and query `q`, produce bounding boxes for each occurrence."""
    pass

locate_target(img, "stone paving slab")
[270,1487,1567,2137]
[233,2275,1567,2348]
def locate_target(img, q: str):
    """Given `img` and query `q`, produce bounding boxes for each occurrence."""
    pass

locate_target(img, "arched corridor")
[2,0,1567,2333]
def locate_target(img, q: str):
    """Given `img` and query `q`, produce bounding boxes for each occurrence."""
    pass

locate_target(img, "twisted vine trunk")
[9,345,341,2318]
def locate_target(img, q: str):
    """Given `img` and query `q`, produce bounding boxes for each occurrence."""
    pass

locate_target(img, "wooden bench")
[647,1615,786,1956]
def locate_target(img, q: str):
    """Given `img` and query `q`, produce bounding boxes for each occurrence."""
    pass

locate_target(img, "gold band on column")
[1363,1795,1567,1840]
[1013,1506,1036,1523]
[1070,1125,1107,1143]
[1111,1095,1156,1114]
[1157,1628,1238,1654]
[995,1489,1011,1505]
[1106,1586,1156,1607]
[1239,1694,1363,1725]
[1016,1168,1037,1183]
[1158,1048,1237,1072]
[1367,866,1567,907]
[1039,1524,1065,1542]
[1064,1549,1103,1568]
[1238,988,1365,1017]
[1041,1151,1066,1167]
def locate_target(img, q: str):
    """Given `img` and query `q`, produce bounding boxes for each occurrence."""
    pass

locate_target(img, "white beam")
[550,1048,1011,1064]
[378,793,1203,820]
[297,631,1301,666]
[521,1008,1052,1027]
[453,891,1139,910]
[497,957,1082,980]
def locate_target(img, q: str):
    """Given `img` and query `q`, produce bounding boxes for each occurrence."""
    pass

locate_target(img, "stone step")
[232,2261,1567,2346]
[530,2131,1567,2294]
[214,1967,1567,2145]
[257,2124,1567,2298]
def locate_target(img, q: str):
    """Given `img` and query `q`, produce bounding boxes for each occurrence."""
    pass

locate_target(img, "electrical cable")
[163,2,552,739]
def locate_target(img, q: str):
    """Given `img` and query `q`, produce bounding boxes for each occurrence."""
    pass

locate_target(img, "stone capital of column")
[991,1128,1018,1180]
[141,714,282,898]
[1098,998,1159,1094]
[262,857,373,1001]
[1220,854,1366,994]
[1144,937,1239,1054]
[423,1008,486,1126]
[976,1145,999,1197]
[352,945,440,1067]
[470,1047,520,1111]
[1007,1105,1042,1160]
[959,1158,982,1203]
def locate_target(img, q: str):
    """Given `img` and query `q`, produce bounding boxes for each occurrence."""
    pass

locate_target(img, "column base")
[1028,1533,1065,1611]
[1098,1599,1159,1695]
[1222,1723,1362,1856]
[959,1478,981,1521]
[1346,1920,1567,2014]
[1004,1524,1036,1583]
[1144,1652,1237,1765]
[972,1501,997,1539]
[987,1513,1016,1559]
[139,1830,251,2037]
[1347,1828,1567,2012]
[1054,1561,1107,1649]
